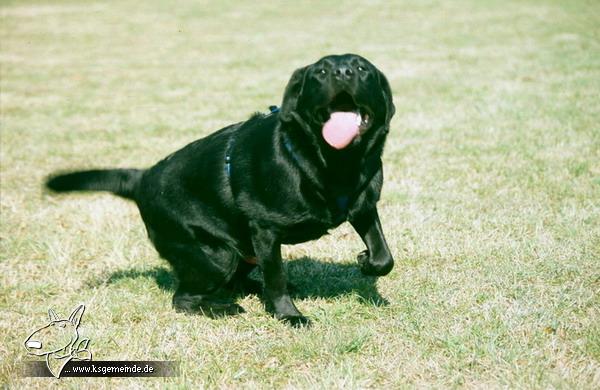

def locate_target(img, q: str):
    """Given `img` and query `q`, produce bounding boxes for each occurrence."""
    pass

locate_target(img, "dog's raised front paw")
[357,250,394,276]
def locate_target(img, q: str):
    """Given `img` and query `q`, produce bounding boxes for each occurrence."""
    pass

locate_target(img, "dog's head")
[24,305,85,357]
[280,54,394,150]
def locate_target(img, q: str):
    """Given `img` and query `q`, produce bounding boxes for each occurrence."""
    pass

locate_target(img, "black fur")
[46,54,395,326]
[46,169,142,199]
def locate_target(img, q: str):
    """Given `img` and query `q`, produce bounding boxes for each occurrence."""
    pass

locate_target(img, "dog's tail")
[45,169,144,200]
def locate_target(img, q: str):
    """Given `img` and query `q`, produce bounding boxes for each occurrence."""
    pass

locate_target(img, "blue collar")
[282,132,300,164]
[225,106,280,176]
[274,106,302,163]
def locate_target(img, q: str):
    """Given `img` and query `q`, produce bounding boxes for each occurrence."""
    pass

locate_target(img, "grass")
[1,0,599,388]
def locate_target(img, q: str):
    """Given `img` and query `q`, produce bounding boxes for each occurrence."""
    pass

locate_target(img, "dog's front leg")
[350,209,394,276]
[250,222,310,327]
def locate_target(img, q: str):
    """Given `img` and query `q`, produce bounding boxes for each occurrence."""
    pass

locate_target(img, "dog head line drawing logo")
[23,304,92,378]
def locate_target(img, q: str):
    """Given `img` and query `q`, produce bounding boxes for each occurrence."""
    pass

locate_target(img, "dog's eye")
[357,66,366,72]
[319,69,327,75]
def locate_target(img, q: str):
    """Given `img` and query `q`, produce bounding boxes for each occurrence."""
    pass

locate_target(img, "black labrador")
[46,53,395,326]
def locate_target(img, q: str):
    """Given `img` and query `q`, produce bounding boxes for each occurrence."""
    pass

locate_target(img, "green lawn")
[1,0,599,388]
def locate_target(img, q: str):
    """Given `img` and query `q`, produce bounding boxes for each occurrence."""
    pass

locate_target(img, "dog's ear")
[377,70,395,124]
[280,65,308,122]
[68,304,85,327]
[48,308,59,322]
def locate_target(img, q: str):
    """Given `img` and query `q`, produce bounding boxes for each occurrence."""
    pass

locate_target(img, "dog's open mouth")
[317,92,372,129]
[317,92,372,149]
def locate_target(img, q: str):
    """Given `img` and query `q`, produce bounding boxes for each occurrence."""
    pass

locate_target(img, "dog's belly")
[279,220,337,245]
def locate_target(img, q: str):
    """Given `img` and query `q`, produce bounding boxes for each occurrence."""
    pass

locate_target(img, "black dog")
[46,53,395,326]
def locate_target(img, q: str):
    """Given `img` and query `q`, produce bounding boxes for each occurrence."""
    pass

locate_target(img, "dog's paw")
[280,314,311,328]
[173,294,245,317]
[357,250,370,267]
[206,303,246,318]
[357,250,394,276]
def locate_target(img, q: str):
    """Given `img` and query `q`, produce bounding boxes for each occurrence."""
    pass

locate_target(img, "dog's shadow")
[92,257,388,306]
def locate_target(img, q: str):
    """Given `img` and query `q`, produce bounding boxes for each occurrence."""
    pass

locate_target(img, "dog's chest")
[278,196,351,244]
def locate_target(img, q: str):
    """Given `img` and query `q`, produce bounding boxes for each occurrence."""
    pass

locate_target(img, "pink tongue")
[322,111,360,149]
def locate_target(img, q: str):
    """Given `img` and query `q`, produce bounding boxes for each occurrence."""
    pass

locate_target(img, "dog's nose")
[334,66,354,79]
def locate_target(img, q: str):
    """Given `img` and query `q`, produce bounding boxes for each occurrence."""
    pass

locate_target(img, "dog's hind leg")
[225,260,262,296]
[154,239,244,317]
